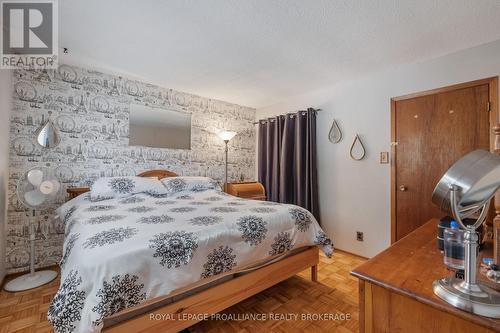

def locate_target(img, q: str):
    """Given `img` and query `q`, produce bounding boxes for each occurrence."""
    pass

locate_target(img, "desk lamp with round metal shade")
[217,130,237,191]
[432,149,500,318]
[4,167,62,292]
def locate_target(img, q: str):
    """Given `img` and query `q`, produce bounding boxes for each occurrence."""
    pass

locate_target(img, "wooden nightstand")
[225,181,266,200]
[67,187,90,199]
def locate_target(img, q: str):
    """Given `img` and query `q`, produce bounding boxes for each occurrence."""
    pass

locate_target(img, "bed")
[48,170,333,333]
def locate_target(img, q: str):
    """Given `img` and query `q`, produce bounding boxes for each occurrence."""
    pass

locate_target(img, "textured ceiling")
[59,0,500,108]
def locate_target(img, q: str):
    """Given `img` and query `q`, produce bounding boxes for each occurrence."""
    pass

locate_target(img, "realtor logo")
[1,0,58,69]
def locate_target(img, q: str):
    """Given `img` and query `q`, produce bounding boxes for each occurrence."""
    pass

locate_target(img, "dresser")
[225,181,266,200]
[351,219,500,333]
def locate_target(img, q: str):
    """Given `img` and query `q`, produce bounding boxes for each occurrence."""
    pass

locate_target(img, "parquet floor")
[0,250,365,333]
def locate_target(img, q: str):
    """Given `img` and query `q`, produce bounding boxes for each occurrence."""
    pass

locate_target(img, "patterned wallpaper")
[6,64,256,272]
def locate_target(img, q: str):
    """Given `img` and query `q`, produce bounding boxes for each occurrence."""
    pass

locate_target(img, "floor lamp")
[217,130,237,191]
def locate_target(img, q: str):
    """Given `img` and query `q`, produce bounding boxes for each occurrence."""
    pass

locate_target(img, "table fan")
[4,167,62,292]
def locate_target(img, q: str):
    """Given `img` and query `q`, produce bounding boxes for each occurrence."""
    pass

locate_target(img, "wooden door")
[392,79,497,242]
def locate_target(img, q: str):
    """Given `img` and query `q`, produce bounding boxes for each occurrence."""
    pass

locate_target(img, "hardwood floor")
[0,250,365,333]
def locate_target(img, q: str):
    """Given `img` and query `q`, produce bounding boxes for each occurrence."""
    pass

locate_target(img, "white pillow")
[161,176,220,193]
[90,176,168,201]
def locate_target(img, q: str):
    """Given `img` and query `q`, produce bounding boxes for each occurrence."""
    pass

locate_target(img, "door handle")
[399,185,407,192]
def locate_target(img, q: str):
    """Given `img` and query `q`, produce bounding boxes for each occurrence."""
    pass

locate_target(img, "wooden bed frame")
[65,169,320,333]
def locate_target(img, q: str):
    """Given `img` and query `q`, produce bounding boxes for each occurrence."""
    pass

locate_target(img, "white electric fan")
[4,167,62,292]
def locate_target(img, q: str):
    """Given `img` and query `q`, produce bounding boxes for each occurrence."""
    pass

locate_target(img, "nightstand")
[67,187,90,200]
[225,181,266,200]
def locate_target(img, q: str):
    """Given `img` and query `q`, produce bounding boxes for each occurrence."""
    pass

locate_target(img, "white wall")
[0,70,12,283]
[256,39,500,258]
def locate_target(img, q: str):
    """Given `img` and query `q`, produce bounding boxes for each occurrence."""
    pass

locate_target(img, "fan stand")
[4,210,58,292]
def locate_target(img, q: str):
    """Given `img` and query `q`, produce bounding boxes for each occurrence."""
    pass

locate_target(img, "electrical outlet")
[356,231,364,242]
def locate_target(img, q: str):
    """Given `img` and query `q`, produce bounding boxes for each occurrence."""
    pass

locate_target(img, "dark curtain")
[258,116,284,202]
[258,108,320,222]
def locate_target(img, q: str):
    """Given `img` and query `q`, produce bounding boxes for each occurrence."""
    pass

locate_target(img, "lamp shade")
[217,130,237,141]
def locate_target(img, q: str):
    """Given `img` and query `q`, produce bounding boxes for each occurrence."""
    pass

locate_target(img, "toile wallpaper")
[6,64,256,273]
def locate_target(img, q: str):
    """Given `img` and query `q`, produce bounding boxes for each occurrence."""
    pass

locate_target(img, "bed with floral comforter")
[47,176,333,333]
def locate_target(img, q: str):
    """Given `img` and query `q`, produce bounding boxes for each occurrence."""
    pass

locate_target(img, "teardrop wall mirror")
[328,119,342,143]
[350,134,366,160]
[35,111,61,149]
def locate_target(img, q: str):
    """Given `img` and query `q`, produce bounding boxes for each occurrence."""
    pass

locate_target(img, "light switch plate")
[380,152,389,164]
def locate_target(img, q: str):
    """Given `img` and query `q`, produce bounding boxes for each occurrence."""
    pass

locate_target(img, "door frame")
[390,77,499,244]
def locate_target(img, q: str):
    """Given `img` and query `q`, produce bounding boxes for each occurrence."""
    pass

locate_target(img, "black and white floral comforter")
[48,188,333,333]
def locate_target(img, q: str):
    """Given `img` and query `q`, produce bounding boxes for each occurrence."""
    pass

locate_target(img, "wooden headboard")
[66,169,178,200]
[137,169,178,179]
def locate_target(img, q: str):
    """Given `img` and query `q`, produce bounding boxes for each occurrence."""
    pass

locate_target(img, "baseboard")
[334,247,370,260]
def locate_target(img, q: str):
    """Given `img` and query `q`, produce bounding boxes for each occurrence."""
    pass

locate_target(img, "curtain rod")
[253,108,322,125]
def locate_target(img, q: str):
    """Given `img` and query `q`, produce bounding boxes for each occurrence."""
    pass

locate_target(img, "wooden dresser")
[352,219,500,333]
[225,181,266,200]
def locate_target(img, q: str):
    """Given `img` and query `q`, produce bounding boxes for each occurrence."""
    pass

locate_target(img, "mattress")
[48,186,333,333]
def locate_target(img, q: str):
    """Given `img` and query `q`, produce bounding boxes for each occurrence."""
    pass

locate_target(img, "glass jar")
[443,220,465,270]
